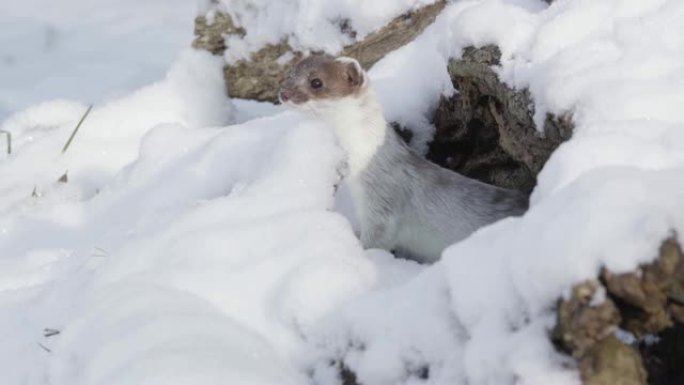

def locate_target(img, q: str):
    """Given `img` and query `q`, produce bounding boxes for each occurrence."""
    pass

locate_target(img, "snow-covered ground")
[2,0,684,384]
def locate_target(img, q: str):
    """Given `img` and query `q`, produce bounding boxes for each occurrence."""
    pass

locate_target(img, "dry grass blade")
[43,328,61,338]
[62,104,93,154]
[0,129,10,155]
[37,342,51,353]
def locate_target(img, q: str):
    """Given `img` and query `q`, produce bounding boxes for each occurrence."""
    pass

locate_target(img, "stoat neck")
[317,88,389,176]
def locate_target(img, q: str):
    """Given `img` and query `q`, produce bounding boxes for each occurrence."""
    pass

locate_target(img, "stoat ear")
[336,56,365,88]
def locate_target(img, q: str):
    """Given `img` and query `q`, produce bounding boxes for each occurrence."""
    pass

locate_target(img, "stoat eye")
[310,78,323,89]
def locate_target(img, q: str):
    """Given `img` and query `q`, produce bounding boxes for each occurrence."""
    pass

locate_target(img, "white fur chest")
[313,89,388,177]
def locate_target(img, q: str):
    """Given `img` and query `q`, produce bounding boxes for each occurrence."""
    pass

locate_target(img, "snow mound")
[0,49,233,214]
[0,0,198,120]
[49,284,297,385]
[0,74,383,383]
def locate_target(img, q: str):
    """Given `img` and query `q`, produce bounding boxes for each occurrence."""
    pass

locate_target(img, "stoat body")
[280,55,527,263]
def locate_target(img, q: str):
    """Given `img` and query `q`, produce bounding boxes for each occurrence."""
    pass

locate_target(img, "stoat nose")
[279,89,292,103]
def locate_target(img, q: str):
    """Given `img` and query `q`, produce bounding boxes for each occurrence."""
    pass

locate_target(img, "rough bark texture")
[553,238,684,385]
[602,239,684,336]
[339,1,446,68]
[192,1,447,101]
[192,11,242,55]
[554,280,622,358]
[428,45,573,192]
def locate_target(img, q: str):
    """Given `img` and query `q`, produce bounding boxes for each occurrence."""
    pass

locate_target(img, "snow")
[0,64,377,383]
[369,31,453,153]
[0,0,198,120]
[49,284,300,385]
[0,49,233,214]
[3,0,684,385]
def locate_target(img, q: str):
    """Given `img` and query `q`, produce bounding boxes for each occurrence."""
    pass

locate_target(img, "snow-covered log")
[429,45,572,192]
[192,0,447,101]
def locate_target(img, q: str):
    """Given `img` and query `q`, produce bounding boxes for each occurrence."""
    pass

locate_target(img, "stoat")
[279,54,528,263]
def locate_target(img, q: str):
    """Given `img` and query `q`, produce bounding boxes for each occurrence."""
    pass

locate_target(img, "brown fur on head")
[279,55,366,105]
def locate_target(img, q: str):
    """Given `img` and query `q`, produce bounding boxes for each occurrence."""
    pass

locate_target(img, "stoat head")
[279,55,367,108]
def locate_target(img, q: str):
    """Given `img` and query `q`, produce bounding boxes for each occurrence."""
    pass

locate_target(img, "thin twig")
[0,129,10,155]
[62,104,92,154]
[44,328,61,338]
